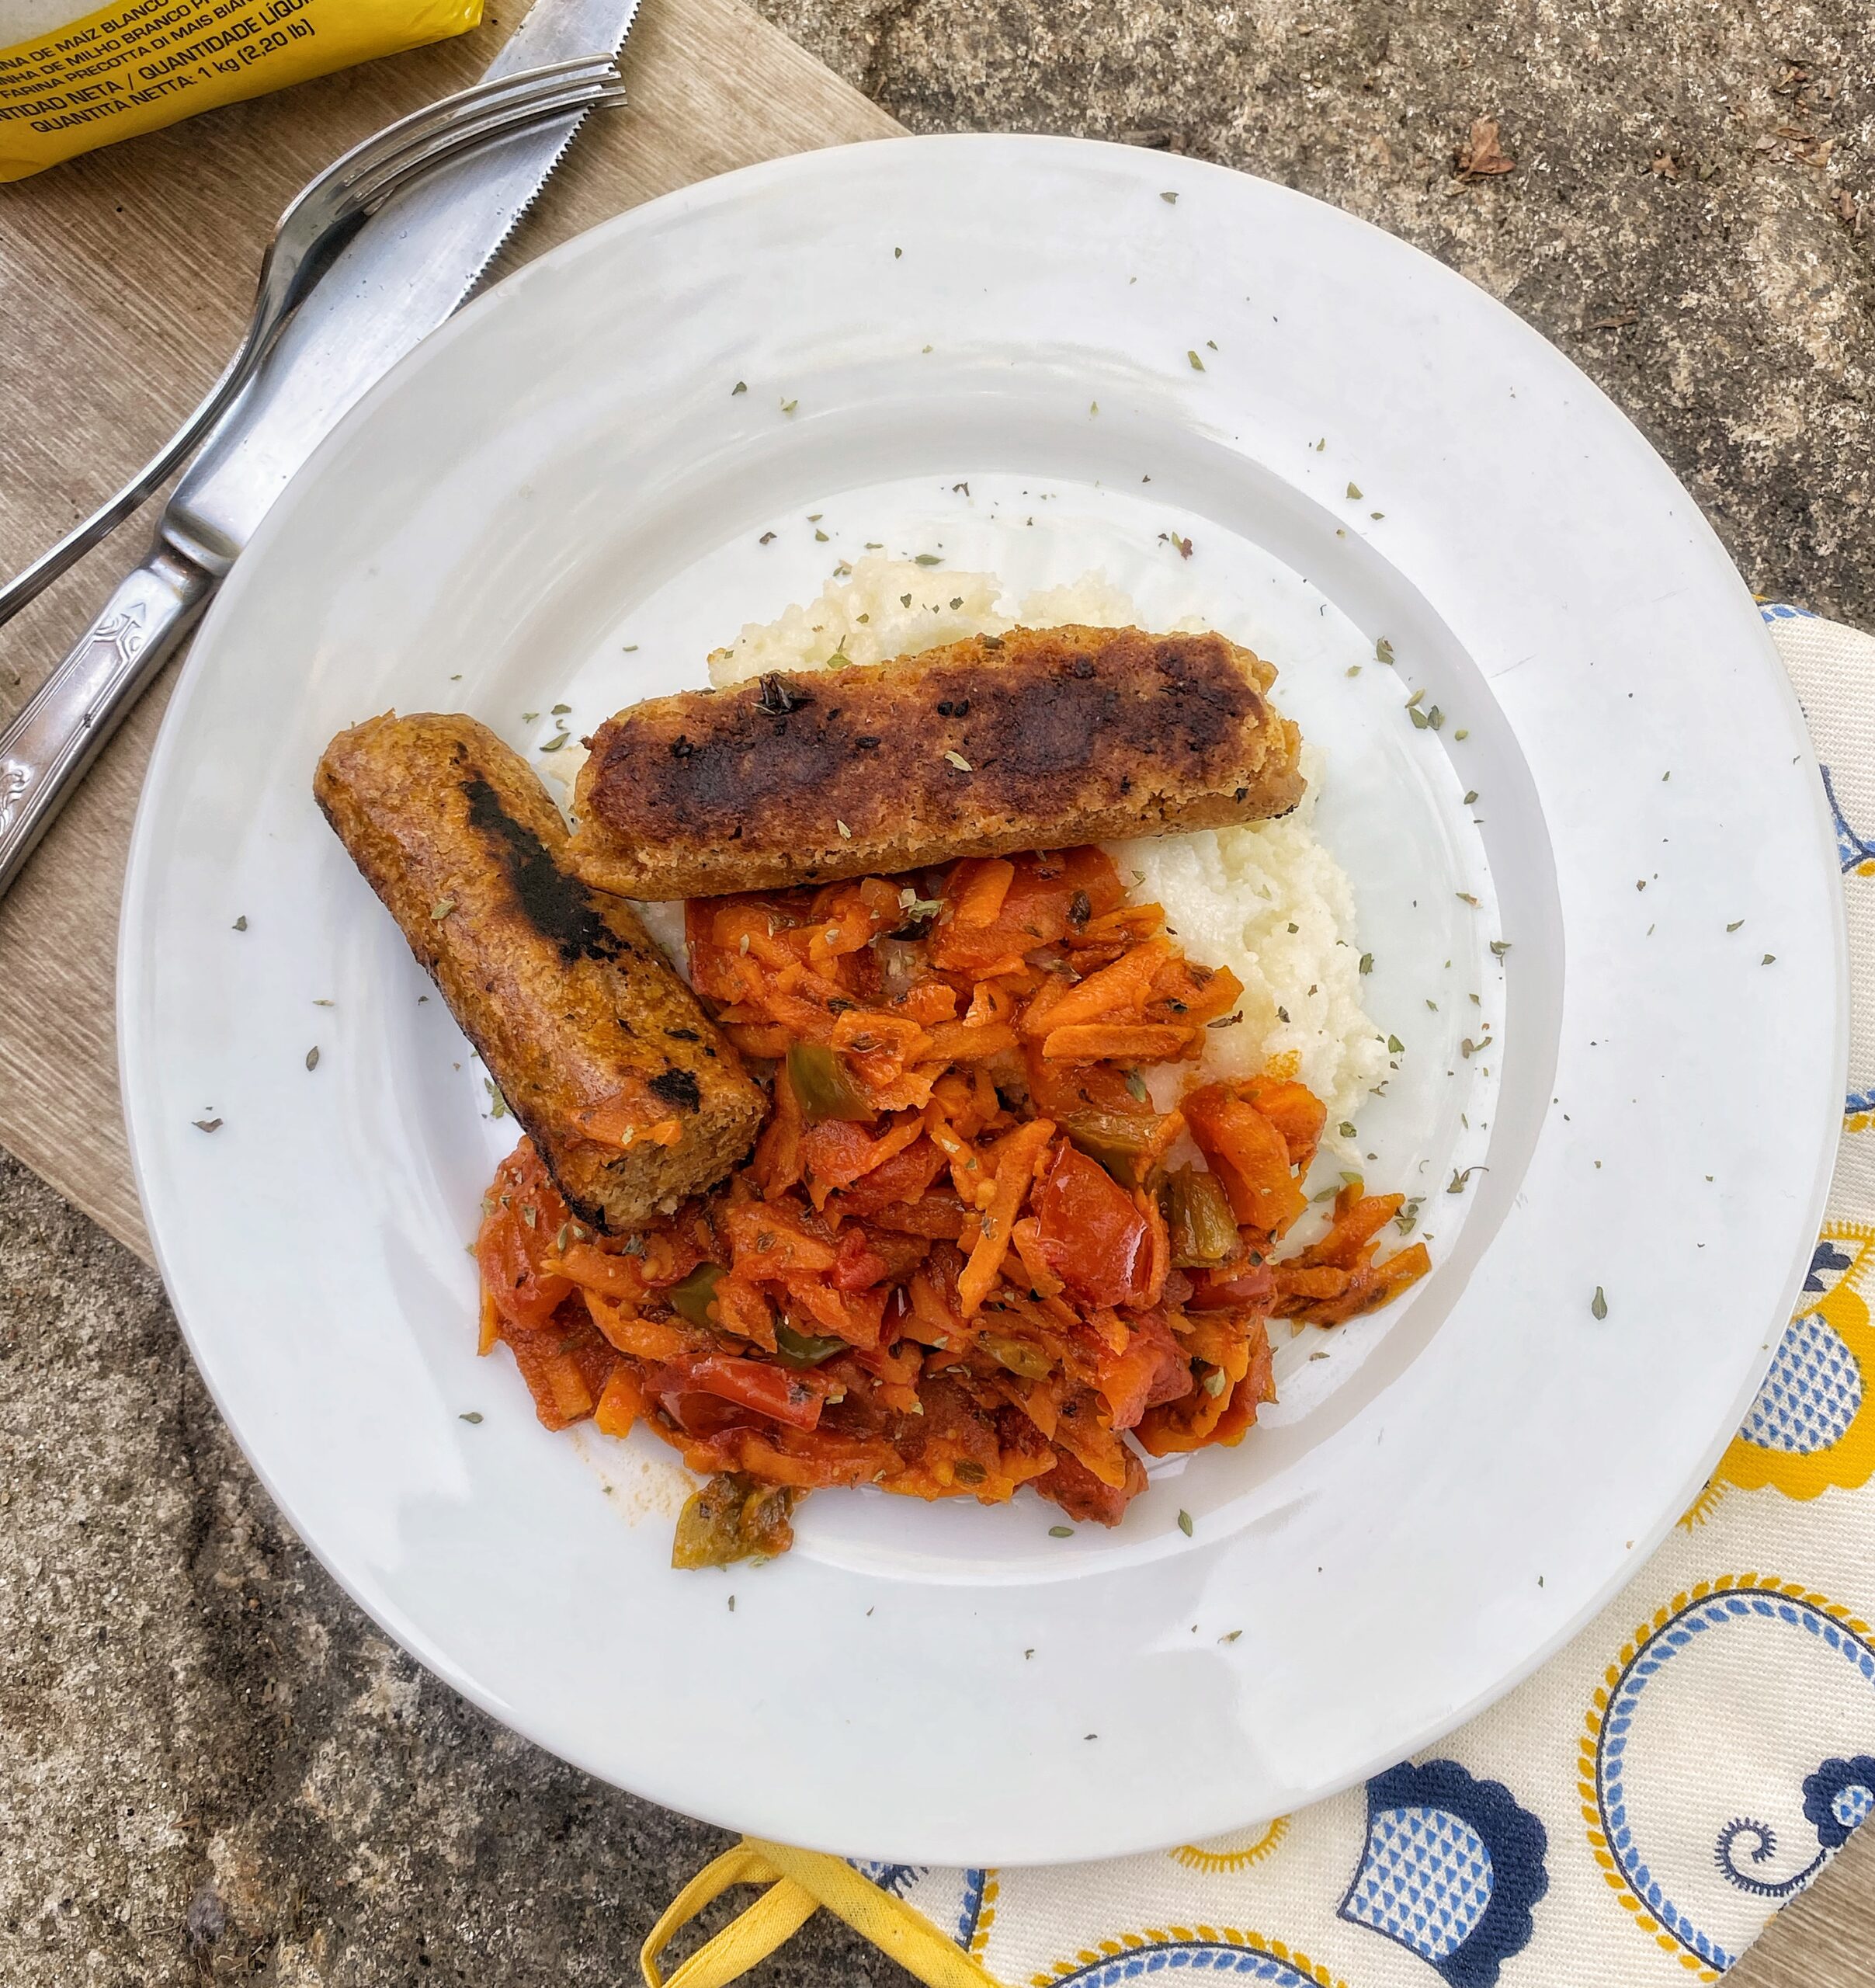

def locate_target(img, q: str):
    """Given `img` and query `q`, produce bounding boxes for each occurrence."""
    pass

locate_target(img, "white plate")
[119,134,1845,1865]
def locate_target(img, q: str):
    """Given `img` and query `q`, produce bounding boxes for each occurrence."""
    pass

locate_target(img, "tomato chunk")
[1036,1443,1148,1526]
[677,1355,828,1431]
[1032,1144,1150,1306]
[475,1143,573,1329]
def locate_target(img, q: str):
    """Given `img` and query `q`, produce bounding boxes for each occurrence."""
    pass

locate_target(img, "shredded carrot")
[925,1108,987,1207]
[473,847,1432,1560]
[571,1088,684,1149]
[922,1020,1020,1062]
[593,1365,644,1438]
[724,1023,792,1058]
[1008,1216,1069,1305]
[1135,1183,1171,1309]
[964,979,1019,1028]
[550,1242,648,1304]
[1020,937,1176,1035]
[896,981,959,1025]
[832,1010,931,1062]
[1164,961,1245,1027]
[952,857,1016,927]
[958,1118,1055,1315]
[1078,903,1165,947]
[1239,1076,1328,1172]
[723,1201,837,1274]
[1294,1185,1404,1269]
[1041,1021,1193,1062]
[582,1291,688,1363]
[1015,971,1078,1041]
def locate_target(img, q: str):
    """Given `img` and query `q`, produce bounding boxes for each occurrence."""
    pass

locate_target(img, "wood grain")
[1738,1824,1875,1986]
[0,0,898,1260]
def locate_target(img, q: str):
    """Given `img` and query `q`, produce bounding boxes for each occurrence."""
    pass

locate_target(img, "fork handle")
[0,65,622,634]
[0,544,211,900]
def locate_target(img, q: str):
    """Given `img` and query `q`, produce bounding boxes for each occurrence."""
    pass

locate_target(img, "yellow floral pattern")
[1170,1819,1291,1874]
[1712,1225,1875,1501]
[1028,1927,1345,1988]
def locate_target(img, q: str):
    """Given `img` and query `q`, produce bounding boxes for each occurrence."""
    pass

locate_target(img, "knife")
[0,0,642,902]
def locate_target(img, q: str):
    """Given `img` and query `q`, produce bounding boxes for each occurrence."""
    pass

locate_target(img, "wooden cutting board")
[0,0,898,1260]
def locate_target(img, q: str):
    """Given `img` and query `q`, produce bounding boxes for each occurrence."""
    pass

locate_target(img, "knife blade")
[0,0,641,899]
[168,0,643,572]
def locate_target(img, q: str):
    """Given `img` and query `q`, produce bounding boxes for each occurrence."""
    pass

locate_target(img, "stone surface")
[7,1,1875,1982]
[758,0,1875,627]
[0,1152,897,1986]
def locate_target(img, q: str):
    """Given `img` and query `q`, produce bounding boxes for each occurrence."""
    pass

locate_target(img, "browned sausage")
[314,713,764,1230]
[564,624,1304,900]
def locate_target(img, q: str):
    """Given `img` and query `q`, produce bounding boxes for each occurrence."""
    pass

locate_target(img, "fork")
[0,55,623,631]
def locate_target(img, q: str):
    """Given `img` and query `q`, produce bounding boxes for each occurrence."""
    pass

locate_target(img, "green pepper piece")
[786,1039,873,1124]
[775,1319,847,1367]
[668,1262,724,1328]
[1058,1106,1165,1188]
[671,1471,797,1569]
[978,1330,1052,1382]
[1164,1166,1239,1268]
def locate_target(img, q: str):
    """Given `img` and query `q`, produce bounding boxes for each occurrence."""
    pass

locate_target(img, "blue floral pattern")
[1588,1584,1875,1972]
[1037,1940,1325,1987]
[1804,1755,1875,1851]
[1824,766,1875,876]
[1338,1760,1547,1987]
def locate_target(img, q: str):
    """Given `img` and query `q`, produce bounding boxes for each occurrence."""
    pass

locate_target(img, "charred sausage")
[564,624,1304,900]
[314,712,764,1229]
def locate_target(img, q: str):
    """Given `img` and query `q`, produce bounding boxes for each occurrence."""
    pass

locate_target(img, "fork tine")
[258,66,621,320]
[343,54,620,147]
[335,59,620,159]
[361,71,623,167]
[278,59,622,230]
[341,81,625,215]
[322,66,618,187]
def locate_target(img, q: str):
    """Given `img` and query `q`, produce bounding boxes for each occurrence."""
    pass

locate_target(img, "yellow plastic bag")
[0,0,481,179]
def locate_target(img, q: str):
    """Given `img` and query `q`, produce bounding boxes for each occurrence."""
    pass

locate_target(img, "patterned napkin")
[643,605,1875,1988]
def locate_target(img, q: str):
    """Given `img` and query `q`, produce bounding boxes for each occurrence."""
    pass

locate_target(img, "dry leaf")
[1836,189,1863,235]
[1457,116,1516,178]
[1650,149,1683,179]
[1123,127,1190,154]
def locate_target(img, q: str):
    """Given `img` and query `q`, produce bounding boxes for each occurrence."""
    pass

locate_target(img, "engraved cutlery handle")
[0,547,211,901]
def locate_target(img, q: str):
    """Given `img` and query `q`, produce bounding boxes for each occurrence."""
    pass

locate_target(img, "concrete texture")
[6,2,1875,1983]
[0,1152,894,1986]
[759,0,1875,628]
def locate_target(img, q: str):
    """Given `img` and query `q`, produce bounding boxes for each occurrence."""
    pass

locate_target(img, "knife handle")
[0,545,211,902]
